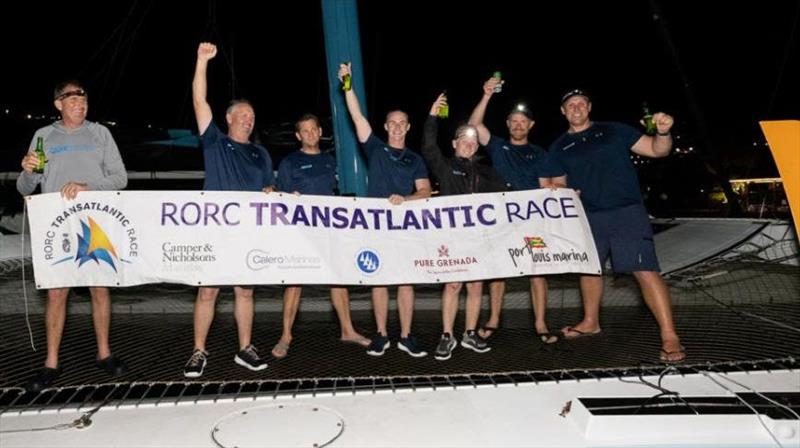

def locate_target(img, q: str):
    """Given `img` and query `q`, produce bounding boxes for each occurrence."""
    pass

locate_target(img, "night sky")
[2,1,799,175]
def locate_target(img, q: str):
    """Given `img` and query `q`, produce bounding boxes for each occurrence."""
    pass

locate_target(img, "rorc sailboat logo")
[71,217,120,271]
[43,201,139,272]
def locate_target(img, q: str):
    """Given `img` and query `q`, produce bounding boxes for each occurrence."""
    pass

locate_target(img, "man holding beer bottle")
[17,80,129,392]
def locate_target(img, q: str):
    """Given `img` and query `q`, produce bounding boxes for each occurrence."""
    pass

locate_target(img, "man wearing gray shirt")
[18,80,128,392]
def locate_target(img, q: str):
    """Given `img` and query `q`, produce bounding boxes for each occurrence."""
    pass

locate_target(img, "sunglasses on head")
[55,89,87,101]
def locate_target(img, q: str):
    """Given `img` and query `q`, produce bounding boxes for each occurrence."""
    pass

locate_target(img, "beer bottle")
[492,71,503,93]
[341,63,352,92]
[642,103,656,135]
[33,136,46,174]
[437,91,449,119]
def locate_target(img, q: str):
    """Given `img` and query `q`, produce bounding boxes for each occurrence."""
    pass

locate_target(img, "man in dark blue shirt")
[339,63,432,358]
[184,42,275,378]
[270,113,371,359]
[549,89,685,363]
[469,76,564,345]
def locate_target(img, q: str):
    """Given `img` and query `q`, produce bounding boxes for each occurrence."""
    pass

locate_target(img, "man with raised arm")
[337,62,432,358]
[423,94,508,361]
[183,42,275,378]
[469,76,564,345]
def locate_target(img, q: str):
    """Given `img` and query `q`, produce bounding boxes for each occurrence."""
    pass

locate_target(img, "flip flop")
[561,326,602,339]
[660,345,686,363]
[271,341,290,359]
[478,325,499,340]
[536,332,559,345]
[341,336,371,347]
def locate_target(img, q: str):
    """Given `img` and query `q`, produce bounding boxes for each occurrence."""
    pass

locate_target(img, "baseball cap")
[560,89,590,104]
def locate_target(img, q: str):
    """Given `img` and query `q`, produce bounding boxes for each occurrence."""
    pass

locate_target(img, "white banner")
[25,189,600,289]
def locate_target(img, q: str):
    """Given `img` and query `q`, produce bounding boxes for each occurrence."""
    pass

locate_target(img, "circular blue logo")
[355,249,380,274]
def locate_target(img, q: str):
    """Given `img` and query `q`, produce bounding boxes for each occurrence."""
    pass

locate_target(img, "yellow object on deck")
[760,120,800,237]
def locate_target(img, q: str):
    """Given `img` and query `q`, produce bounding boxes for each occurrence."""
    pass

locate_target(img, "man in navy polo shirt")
[549,89,685,363]
[338,63,432,358]
[270,113,371,359]
[469,76,564,345]
[183,42,275,378]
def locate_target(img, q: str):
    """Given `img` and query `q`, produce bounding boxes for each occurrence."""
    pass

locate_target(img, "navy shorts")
[586,203,660,273]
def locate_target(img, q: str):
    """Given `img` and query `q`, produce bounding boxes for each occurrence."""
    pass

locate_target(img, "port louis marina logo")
[507,236,589,267]
[413,244,479,275]
[43,202,138,272]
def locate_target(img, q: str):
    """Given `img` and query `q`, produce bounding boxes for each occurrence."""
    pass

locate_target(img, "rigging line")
[0,385,118,434]
[176,0,217,128]
[710,371,800,420]
[21,201,36,352]
[204,1,239,100]
[95,1,138,114]
[701,371,785,448]
[766,0,800,117]
[76,0,141,79]
[690,279,800,334]
[101,0,155,121]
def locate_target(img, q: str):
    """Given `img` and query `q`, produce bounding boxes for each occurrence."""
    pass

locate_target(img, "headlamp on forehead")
[55,89,87,101]
[456,126,478,140]
[508,103,533,120]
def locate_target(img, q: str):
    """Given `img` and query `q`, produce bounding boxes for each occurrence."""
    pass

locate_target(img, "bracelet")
[656,131,671,137]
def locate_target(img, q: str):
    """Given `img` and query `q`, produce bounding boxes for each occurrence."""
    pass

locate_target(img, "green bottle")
[437,91,449,119]
[341,73,351,92]
[492,71,503,93]
[642,103,656,135]
[341,62,352,92]
[33,136,46,174]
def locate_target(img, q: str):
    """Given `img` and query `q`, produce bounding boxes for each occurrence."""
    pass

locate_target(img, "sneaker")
[183,349,209,378]
[434,333,457,361]
[461,330,491,353]
[24,366,61,393]
[366,334,390,356]
[96,355,129,376]
[234,345,268,371]
[397,335,428,358]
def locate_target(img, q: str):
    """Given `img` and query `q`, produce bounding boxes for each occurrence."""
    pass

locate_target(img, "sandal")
[561,326,602,339]
[536,332,559,345]
[660,345,686,363]
[478,325,499,340]
[271,341,291,359]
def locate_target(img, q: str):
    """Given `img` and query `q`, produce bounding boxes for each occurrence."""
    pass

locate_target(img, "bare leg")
[331,287,369,345]
[277,286,302,347]
[89,287,112,360]
[561,275,603,336]
[233,286,255,350]
[479,279,505,338]
[44,288,70,369]
[442,282,462,335]
[193,286,220,351]
[464,281,483,332]
[396,285,415,338]
[528,276,555,344]
[371,286,389,336]
[632,271,685,361]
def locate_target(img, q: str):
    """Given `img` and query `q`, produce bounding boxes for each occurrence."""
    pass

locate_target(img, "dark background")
[1,1,798,215]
